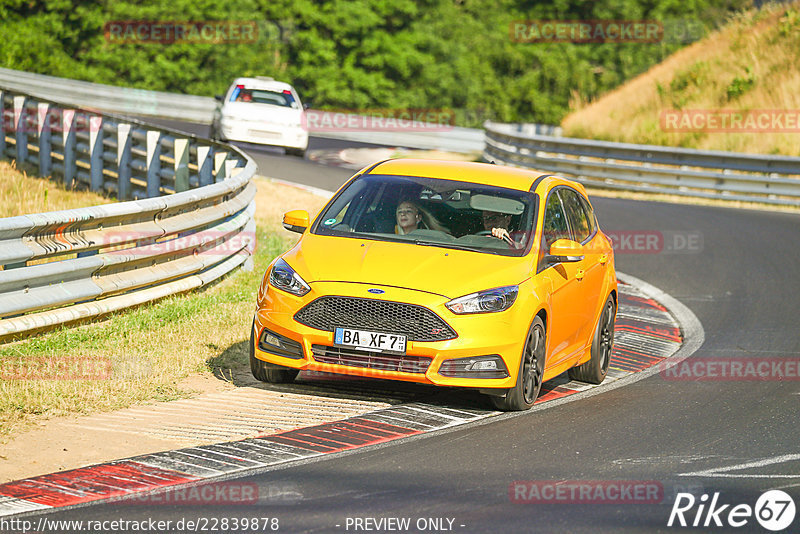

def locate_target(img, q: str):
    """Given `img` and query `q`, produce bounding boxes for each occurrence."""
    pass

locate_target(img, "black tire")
[568,295,615,384]
[286,147,306,158]
[491,316,546,411]
[249,320,300,384]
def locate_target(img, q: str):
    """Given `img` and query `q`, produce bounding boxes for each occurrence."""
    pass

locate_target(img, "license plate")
[248,129,281,139]
[334,328,406,354]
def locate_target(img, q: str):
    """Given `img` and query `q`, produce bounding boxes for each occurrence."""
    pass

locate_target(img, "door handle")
[576,269,585,281]
[599,253,608,265]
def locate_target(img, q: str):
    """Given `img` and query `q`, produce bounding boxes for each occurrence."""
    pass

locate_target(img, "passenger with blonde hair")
[395,200,449,235]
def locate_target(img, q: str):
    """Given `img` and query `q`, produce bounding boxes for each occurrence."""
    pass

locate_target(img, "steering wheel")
[477,229,515,246]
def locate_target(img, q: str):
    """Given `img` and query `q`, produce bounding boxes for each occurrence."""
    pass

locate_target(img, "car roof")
[230,77,295,92]
[365,159,587,196]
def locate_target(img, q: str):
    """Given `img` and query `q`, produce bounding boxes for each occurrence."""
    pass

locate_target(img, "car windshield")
[313,174,537,257]
[229,86,298,108]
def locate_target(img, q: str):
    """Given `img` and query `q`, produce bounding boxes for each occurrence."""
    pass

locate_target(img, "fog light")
[264,333,282,347]
[467,360,498,371]
[258,328,304,360]
[439,355,509,378]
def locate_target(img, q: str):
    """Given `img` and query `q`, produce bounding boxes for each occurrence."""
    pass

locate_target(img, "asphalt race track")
[9,137,800,533]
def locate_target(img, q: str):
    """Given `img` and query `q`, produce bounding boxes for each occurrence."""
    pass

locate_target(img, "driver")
[483,211,523,249]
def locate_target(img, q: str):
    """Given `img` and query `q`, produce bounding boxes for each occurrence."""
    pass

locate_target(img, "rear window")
[229,86,298,108]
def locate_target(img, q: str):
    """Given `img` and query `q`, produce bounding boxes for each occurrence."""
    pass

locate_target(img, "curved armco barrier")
[484,120,800,206]
[0,274,704,518]
[0,67,485,153]
[0,67,216,124]
[0,88,256,340]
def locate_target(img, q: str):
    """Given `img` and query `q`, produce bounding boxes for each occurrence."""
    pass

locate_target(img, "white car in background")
[211,77,309,157]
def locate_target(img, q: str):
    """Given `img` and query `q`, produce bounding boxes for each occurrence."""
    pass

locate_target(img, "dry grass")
[0,177,328,443]
[251,179,329,228]
[0,160,111,217]
[562,2,800,156]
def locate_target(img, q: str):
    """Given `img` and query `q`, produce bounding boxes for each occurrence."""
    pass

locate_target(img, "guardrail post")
[37,102,52,176]
[214,151,228,182]
[197,145,213,186]
[225,159,238,180]
[174,137,189,192]
[117,123,132,200]
[0,91,6,157]
[13,95,27,164]
[61,109,76,187]
[242,215,256,272]
[88,115,103,191]
[146,130,162,197]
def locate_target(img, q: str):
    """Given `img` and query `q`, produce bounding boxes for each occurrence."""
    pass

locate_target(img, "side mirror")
[283,210,310,234]
[303,102,312,110]
[546,238,584,264]
[214,94,224,102]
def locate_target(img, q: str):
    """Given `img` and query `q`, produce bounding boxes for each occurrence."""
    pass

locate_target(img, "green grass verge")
[0,225,290,442]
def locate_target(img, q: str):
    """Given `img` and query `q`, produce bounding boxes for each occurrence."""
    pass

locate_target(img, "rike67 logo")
[668,490,796,531]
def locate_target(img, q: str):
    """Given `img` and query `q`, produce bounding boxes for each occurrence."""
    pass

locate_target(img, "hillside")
[562,2,800,156]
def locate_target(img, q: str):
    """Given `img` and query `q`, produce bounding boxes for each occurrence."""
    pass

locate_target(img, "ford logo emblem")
[368,288,385,294]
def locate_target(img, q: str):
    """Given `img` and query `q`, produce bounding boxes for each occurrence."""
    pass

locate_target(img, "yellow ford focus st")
[252,159,617,410]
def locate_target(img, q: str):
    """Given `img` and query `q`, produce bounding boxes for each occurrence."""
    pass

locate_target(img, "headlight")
[269,258,311,297]
[445,286,518,314]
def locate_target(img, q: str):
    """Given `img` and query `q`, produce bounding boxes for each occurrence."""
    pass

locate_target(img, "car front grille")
[294,296,457,342]
[311,345,432,374]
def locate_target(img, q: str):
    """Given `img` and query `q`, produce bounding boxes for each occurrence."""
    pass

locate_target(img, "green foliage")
[779,8,800,36]
[670,62,705,92]
[726,66,756,100]
[0,0,749,125]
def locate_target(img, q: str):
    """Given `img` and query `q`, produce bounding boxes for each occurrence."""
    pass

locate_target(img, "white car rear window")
[229,86,298,108]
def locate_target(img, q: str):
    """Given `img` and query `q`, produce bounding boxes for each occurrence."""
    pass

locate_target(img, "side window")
[542,191,570,249]
[561,188,591,243]
[578,194,596,236]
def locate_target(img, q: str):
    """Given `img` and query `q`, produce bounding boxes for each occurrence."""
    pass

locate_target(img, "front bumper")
[220,118,308,149]
[253,281,527,389]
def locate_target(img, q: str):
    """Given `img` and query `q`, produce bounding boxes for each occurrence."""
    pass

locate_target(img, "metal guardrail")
[0,88,257,340]
[484,121,800,206]
[0,67,215,123]
[0,67,485,153]
[309,126,484,154]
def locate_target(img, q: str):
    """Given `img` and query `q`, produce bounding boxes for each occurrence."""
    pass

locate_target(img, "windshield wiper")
[413,240,483,252]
